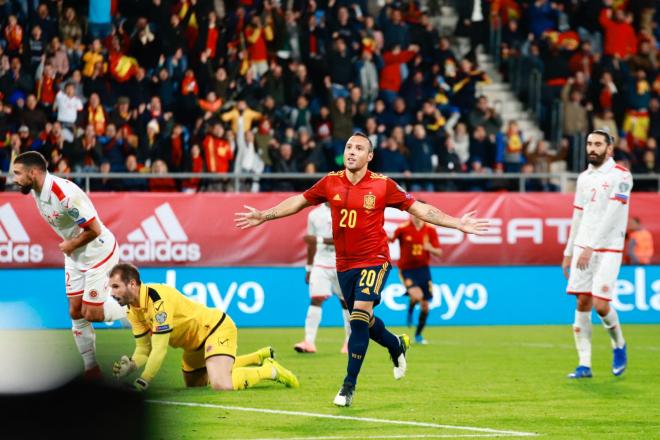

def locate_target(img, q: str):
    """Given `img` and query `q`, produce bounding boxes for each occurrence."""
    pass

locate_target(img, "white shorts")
[65,246,119,306]
[309,266,342,299]
[566,246,622,301]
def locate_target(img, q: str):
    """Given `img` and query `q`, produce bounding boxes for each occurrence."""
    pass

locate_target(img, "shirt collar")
[588,157,615,174]
[137,283,149,309]
[38,172,54,202]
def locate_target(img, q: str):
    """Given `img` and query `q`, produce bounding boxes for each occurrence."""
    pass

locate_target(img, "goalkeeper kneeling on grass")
[109,263,299,391]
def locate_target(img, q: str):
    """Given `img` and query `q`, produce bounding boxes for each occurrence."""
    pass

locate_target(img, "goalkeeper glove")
[132,377,149,392]
[113,355,137,378]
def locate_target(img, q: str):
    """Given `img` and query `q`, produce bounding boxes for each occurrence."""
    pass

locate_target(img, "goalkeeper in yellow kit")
[108,263,299,391]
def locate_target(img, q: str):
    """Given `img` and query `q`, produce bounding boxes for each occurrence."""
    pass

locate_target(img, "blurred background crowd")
[0,0,658,192]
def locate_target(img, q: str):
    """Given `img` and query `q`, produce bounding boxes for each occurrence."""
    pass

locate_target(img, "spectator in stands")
[149,159,178,192]
[599,2,637,60]
[121,154,148,191]
[19,94,47,137]
[54,81,82,130]
[469,96,503,138]
[469,125,496,169]
[374,136,410,175]
[221,100,262,138]
[499,121,525,172]
[181,144,205,193]
[379,44,418,105]
[561,80,589,137]
[271,142,298,191]
[406,124,434,191]
[455,0,490,59]
[99,123,126,171]
[202,122,233,177]
[90,161,121,192]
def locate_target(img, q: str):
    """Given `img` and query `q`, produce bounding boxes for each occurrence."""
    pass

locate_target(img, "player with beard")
[562,130,631,379]
[235,132,489,406]
[11,151,125,379]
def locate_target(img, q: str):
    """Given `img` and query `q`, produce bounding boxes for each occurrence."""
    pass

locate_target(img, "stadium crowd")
[0,0,658,192]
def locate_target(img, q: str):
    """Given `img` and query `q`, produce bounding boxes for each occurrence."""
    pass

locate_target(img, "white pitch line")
[234,435,526,440]
[147,400,538,437]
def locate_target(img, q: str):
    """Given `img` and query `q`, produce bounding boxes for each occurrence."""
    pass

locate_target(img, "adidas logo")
[0,203,44,263]
[119,203,201,263]
[333,194,341,201]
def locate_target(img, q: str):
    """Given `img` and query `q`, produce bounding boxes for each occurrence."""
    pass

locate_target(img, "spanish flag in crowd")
[492,0,521,24]
[543,30,580,50]
[109,52,139,82]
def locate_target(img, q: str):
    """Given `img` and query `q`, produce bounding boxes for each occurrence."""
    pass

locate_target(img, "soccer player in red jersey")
[235,132,489,407]
[391,213,442,344]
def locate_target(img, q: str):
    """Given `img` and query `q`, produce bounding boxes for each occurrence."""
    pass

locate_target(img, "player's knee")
[210,379,234,391]
[81,306,104,322]
[420,302,429,313]
[576,295,592,311]
[69,304,83,319]
[594,302,610,317]
[311,297,326,306]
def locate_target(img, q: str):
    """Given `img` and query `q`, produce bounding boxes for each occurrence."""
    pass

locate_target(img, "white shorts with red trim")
[65,243,119,306]
[309,266,342,299]
[566,245,622,301]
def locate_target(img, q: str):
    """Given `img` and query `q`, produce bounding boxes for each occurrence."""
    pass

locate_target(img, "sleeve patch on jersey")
[613,193,628,203]
[155,312,168,323]
[68,208,80,219]
[618,182,631,192]
[155,325,171,332]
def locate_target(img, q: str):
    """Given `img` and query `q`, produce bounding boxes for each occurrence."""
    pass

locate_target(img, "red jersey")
[203,135,232,173]
[393,222,440,270]
[303,170,415,271]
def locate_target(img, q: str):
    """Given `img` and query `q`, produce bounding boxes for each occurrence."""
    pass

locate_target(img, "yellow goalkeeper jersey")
[127,283,226,352]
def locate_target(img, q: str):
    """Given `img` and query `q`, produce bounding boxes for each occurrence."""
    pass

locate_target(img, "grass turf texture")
[31,326,660,438]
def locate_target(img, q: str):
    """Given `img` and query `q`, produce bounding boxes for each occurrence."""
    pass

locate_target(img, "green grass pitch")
[37,325,660,438]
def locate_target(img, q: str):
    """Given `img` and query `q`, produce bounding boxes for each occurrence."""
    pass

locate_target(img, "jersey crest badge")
[155,312,168,323]
[363,194,376,210]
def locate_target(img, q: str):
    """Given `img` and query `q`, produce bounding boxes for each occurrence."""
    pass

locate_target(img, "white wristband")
[305,265,312,271]
[316,236,324,244]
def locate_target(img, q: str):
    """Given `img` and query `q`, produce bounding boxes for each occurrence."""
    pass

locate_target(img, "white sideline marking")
[234,436,526,440]
[147,400,538,437]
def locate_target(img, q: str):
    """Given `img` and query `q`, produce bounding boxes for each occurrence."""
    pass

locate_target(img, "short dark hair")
[14,151,48,171]
[109,263,142,286]
[590,129,614,146]
[351,131,374,152]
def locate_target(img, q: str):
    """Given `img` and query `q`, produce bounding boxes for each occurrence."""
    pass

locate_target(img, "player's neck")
[345,167,368,185]
[33,173,47,193]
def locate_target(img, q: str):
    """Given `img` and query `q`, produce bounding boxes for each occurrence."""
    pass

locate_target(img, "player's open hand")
[58,240,76,256]
[576,247,593,270]
[458,211,490,235]
[561,255,572,279]
[235,205,266,229]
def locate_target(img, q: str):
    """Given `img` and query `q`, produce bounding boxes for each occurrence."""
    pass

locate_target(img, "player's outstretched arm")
[407,201,489,235]
[235,194,311,229]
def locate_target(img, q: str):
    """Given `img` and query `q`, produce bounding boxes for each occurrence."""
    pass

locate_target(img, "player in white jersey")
[294,203,351,354]
[12,152,126,379]
[562,130,630,379]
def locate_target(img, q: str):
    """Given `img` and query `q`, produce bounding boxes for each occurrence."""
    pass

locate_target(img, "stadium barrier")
[2,265,659,329]
[1,171,659,193]
[1,193,658,268]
